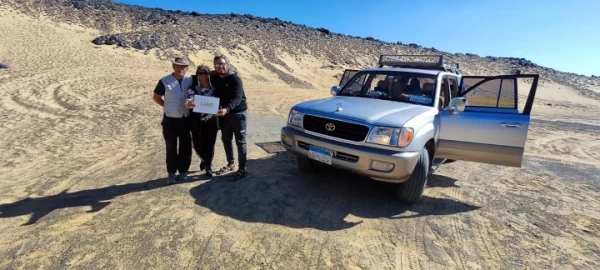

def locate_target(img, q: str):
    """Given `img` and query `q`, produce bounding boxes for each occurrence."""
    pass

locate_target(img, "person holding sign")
[186,65,219,177]
[211,55,249,180]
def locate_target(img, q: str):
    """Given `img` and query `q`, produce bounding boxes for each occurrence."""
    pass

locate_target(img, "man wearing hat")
[152,57,195,185]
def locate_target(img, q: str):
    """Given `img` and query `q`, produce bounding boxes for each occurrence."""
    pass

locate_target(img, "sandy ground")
[1,7,600,270]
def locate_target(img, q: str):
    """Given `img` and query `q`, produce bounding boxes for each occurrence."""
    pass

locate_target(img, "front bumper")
[280,126,420,183]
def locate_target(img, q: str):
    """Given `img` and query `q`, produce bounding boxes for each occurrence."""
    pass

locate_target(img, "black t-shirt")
[153,77,183,96]
[211,73,248,113]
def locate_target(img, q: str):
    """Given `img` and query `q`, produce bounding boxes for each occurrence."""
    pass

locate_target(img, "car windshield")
[338,71,437,106]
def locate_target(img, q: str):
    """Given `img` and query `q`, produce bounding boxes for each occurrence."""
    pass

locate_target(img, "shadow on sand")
[1,148,478,230]
[190,150,480,231]
[0,171,203,226]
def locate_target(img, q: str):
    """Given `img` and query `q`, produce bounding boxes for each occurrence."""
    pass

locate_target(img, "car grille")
[303,115,370,142]
[297,141,359,163]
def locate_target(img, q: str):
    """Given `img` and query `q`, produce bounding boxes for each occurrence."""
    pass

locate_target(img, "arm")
[223,75,244,112]
[153,93,164,107]
[153,80,165,107]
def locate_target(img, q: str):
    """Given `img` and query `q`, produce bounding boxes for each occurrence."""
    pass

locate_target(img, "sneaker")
[166,173,176,185]
[179,172,188,181]
[205,169,213,178]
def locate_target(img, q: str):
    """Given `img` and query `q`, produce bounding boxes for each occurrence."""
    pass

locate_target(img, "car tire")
[395,147,430,204]
[296,155,316,173]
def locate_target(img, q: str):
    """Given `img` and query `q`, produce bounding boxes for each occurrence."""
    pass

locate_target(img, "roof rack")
[377,54,462,74]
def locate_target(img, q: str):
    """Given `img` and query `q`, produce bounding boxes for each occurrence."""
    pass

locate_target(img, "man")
[211,55,249,180]
[152,57,194,185]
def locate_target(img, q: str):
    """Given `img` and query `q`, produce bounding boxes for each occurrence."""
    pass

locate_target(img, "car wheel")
[296,155,316,173]
[395,147,430,204]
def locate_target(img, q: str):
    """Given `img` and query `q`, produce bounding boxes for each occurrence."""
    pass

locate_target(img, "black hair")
[213,55,228,64]
[196,64,210,75]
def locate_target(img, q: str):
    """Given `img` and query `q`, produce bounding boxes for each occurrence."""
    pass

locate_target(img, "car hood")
[294,96,432,127]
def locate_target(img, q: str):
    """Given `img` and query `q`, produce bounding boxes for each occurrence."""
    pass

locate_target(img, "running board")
[429,158,447,174]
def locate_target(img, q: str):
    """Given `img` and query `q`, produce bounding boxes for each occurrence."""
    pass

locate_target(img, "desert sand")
[1,5,599,270]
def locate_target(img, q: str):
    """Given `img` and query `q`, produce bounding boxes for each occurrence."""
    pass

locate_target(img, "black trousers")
[161,115,192,174]
[219,110,247,170]
[191,116,219,170]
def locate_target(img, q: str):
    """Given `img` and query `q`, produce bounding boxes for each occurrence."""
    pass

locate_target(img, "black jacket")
[210,71,248,113]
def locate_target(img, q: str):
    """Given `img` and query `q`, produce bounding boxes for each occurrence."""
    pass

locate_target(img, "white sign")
[193,95,220,114]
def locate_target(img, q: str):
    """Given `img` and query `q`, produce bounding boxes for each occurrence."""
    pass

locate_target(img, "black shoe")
[205,169,213,178]
[200,161,206,171]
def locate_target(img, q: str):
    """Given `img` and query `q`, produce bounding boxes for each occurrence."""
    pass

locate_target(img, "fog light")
[281,133,292,147]
[371,160,394,172]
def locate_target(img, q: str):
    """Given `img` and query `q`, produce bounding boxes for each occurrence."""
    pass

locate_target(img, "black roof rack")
[377,54,461,74]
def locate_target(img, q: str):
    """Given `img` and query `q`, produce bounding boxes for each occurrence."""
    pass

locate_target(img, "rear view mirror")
[447,97,467,114]
[331,85,340,96]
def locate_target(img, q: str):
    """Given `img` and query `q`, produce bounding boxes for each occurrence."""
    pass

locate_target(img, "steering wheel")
[367,90,389,98]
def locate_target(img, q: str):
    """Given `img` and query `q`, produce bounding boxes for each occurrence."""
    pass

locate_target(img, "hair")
[196,64,210,75]
[195,64,212,88]
[213,55,228,64]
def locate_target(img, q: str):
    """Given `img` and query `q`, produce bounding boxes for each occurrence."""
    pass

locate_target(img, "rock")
[0,63,8,69]
[92,34,128,47]
[72,1,85,9]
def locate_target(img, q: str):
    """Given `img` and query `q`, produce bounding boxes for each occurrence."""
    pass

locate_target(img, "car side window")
[447,76,459,98]
[462,77,517,109]
[439,77,451,109]
[339,73,368,95]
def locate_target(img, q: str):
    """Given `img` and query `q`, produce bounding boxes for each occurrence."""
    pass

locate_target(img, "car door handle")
[500,123,523,128]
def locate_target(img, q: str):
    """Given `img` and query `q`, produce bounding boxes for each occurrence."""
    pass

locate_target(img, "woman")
[187,65,219,177]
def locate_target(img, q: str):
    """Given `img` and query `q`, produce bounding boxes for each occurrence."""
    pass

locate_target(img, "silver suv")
[280,54,539,203]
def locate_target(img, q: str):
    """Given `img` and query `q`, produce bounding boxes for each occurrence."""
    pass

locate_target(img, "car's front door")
[436,74,539,167]
[339,69,359,88]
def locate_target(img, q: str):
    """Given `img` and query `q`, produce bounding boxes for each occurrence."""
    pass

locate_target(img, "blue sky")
[117,0,599,76]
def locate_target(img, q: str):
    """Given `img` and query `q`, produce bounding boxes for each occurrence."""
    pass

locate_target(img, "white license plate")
[308,145,334,165]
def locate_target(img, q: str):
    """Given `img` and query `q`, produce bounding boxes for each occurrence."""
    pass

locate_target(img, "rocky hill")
[3,0,599,99]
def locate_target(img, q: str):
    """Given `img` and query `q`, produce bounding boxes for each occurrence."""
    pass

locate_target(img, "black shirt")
[211,72,248,113]
[153,77,183,96]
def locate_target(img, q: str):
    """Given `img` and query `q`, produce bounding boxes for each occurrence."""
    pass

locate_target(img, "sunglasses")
[214,62,227,67]
[198,72,209,75]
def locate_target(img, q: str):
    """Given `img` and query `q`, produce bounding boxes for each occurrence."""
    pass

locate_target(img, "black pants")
[161,115,192,174]
[191,116,219,170]
[219,110,247,170]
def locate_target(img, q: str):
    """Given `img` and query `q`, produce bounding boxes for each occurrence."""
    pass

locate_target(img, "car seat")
[375,80,390,92]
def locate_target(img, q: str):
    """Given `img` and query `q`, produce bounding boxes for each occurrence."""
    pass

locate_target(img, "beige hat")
[172,57,189,66]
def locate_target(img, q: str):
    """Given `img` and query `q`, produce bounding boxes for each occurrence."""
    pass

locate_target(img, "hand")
[217,108,228,116]
[185,100,196,109]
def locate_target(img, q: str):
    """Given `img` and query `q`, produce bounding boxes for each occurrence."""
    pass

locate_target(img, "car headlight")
[287,109,304,128]
[366,126,414,148]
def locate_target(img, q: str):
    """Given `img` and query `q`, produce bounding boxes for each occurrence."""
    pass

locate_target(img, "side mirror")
[447,97,467,114]
[331,85,340,96]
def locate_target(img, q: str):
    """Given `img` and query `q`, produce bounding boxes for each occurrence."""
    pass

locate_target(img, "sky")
[117,0,599,76]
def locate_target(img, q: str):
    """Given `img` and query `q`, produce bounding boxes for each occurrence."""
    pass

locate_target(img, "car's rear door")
[436,74,539,167]
[339,69,359,88]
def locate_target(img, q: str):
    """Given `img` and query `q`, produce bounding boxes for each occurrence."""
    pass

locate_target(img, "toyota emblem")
[325,123,336,131]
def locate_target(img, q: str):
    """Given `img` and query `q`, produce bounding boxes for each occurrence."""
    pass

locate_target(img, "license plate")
[308,145,334,165]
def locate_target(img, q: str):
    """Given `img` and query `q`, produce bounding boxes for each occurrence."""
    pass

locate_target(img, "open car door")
[436,74,539,167]
[339,69,359,88]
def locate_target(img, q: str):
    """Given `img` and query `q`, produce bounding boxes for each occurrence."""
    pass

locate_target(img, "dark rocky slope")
[3,0,598,98]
